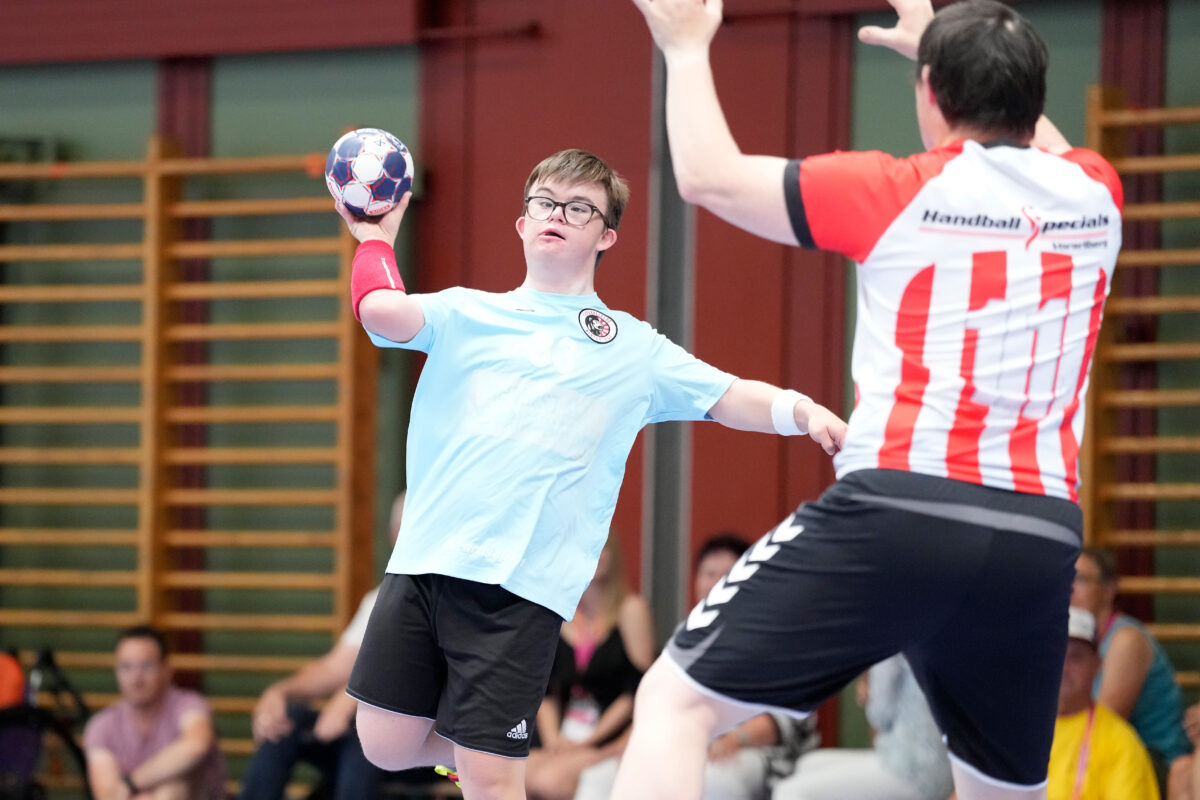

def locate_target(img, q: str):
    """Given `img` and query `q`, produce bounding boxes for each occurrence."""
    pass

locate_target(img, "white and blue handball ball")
[325,128,414,217]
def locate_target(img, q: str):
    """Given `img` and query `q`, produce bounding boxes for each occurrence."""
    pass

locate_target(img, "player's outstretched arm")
[337,195,426,344]
[708,378,846,454]
[631,0,796,245]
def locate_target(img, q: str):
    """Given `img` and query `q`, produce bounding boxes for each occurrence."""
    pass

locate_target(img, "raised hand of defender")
[336,191,411,247]
[857,0,934,61]
[798,401,847,456]
[630,0,723,55]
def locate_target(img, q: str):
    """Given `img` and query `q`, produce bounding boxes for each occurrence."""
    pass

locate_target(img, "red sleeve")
[1060,148,1124,212]
[786,147,957,263]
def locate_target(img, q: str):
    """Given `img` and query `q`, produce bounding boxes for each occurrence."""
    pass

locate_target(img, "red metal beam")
[0,0,418,64]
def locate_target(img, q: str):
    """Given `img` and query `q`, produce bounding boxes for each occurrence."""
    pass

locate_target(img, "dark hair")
[116,625,168,660]
[695,532,750,569]
[1079,546,1119,586]
[524,149,630,231]
[917,0,1047,140]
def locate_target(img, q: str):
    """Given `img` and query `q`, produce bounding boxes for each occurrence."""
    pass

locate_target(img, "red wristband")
[351,240,405,321]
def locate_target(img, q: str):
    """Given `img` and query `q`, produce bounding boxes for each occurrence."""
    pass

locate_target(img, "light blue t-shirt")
[368,286,735,619]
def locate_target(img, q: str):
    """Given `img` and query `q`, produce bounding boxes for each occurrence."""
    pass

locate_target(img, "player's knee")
[634,658,711,725]
[355,705,426,771]
[456,750,525,800]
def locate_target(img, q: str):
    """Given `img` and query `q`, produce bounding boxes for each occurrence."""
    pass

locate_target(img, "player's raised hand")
[857,0,934,61]
[336,191,411,247]
[797,401,847,456]
[630,0,723,56]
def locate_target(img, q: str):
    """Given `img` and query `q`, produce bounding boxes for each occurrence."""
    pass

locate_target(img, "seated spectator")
[772,654,951,800]
[691,534,818,800]
[1072,547,1190,777]
[84,625,225,800]
[524,533,655,800]
[239,493,422,800]
[1047,606,1158,800]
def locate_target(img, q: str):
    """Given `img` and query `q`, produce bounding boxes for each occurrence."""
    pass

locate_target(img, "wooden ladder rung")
[0,243,143,262]
[1096,106,1200,127]
[1100,342,1200,361]
[1145,623,1200,641]
[0,488,140,505]
[60,693,258,715]
[0,568,137,587]
[0,406,142,424]
[0,284,145,302]
[165,322,340,341]
[0,528,138,546]
[1100,389,1200,407]
[1102,436,1200,454]
[0,446,141,463]
[1123,201,1200,221]
[164,530,337,548]
[163,488,339,506]
[168,237,339,259]
[170,197,332,218]
[1118,576,1200,593]
[0,609,141,627]
[0,202,145,222]
[1102,530,1200,546]
[1176,671,1200,689]
[165,447,338,465]
[165,363,338,382]
[1111,153,1200,174]
[165,279,340,300]
[0,365,141,383]
[164,530,336,548]
[160,571,337,590]
[164,405,339,424]
[1101,483,1200,501]
[160,612,338,632]
[0,324,143,342]
[1106,295,1200,314]
[157,153,320,176]
[1117,249,1200,268]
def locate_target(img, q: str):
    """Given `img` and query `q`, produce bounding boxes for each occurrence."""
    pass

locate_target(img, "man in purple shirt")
[83,626,225,800]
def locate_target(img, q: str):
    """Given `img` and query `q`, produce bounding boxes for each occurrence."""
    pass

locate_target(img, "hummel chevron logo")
[685,517,805,631]
[506,719,529,740]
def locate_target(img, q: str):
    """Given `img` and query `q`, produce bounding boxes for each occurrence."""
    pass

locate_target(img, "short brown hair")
[1079,546,1119,586]
[523,149,630,231]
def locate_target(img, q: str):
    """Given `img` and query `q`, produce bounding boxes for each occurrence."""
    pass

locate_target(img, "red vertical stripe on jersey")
[1060,266,1110,502]
[879,266,935,471]
[946,252,1007,483]
[1010,253,1075,494]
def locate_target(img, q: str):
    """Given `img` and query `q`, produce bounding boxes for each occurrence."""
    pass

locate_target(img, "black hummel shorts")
[668,469,1081,787]
[348,573,562,758]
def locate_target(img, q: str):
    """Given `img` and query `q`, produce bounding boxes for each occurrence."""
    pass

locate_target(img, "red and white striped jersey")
[785,140,1123,502]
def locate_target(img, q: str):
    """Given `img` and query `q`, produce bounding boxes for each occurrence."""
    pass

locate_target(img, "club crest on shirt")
[578,309,617,344]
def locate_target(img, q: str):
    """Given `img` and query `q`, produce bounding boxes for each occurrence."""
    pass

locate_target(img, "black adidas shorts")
[347,573,562,758]
[668,469,1081,787]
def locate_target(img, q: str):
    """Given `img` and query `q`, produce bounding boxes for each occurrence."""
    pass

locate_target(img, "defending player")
[615,1,1123,798]
[339,148,847,800]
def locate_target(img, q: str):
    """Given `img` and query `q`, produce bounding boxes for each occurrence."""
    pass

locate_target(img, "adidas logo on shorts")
[506,719,529,740]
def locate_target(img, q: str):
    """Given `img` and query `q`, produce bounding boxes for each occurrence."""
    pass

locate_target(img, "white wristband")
[771,389,810,436]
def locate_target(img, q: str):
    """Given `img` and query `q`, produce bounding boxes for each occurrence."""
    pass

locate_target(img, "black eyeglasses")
[524,196,608,227]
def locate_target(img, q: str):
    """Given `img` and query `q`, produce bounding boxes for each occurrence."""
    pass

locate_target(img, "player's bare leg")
[355,703,454,771]
[610,656,757,800]
[455,746,528,800]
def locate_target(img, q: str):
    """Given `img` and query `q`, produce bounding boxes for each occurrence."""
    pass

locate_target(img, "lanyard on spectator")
[1070,704,1097,800]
